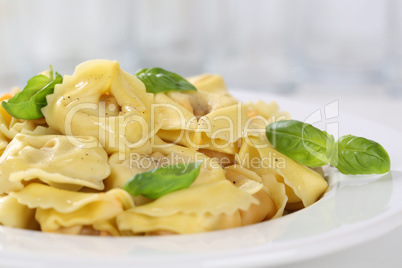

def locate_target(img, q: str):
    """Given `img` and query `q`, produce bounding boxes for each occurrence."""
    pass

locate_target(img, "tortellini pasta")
[0,133,110,194]
[42,60,154,155]
[117,180,261,234]
[0,60,328,236]
[0,195,37,229]
[10,183,133,235]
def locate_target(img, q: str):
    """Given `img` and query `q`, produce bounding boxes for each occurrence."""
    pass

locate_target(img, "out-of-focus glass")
[132,0,207,76]
[291,0,390,86]
[204,0,297,92]
[386,0,402,96]
[0,0,134,88]
[0,0,18,90]
[1,0,402,96]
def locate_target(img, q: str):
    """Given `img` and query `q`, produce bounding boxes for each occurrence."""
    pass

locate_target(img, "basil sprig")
[122,161,202,199]
[2,66,63,120]
[266,120,335,168]
[136,67,197,94]
[266,120,390,175]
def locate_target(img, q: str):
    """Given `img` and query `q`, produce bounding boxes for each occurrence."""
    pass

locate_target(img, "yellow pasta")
[0,195,37,229]
[153,92,198,131]
[0,134,110,194]
[238,135,328,208]
[117,210,243,235]
[0,59,328,236]
[42,60,154,155]
[10,183,133,235]
[117,180,260,234]
[186,74,228,94]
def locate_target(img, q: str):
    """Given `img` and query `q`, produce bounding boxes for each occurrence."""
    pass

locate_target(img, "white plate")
[0,91,401,268]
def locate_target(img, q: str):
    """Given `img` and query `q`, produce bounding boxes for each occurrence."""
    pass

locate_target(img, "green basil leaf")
[2,67,63,120]
[333,135,390,175]
[266,120,335,167]
[136,67,197,94]
[122,161,202,199]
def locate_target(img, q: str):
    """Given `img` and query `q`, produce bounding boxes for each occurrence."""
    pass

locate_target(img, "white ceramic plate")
[0,91,401,268]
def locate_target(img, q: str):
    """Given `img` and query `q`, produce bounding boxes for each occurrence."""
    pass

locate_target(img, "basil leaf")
[266,120,335,167]
[136,67,197,94]
[122,161,202,199]
[2,67,63,120]
[265,120,391,175]
[333,135,391,175]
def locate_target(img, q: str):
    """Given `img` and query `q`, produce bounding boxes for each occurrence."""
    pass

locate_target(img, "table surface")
[276,85,402,268]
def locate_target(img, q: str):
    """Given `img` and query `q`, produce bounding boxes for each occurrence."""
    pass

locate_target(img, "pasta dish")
[0,60,329,236]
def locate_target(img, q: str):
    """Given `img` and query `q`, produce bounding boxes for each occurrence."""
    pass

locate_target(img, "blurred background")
[1,0,402,96]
